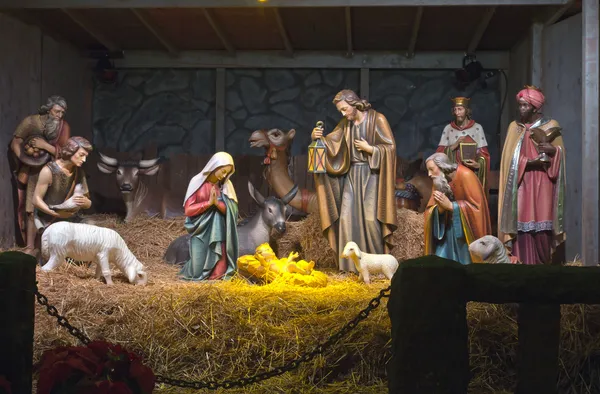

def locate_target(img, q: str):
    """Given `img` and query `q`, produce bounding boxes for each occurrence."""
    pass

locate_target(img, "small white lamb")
[341,241,399,284]
[40,222,148,286]
[468,235,512,264]
[48,183,85,211]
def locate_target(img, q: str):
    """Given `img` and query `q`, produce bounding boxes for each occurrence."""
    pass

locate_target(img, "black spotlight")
[454,54,483,90]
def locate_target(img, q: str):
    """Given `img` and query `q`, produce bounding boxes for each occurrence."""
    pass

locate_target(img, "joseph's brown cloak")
[498,118,566,252]
[314,109,397,253]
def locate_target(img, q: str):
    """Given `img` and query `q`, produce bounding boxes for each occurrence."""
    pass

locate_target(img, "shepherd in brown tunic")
[33,137,93,249]
[9,96,71,254]
[311,90,397,272]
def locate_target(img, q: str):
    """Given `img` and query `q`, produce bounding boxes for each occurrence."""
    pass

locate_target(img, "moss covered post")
[0,251,37,394]
[387,256,470,394]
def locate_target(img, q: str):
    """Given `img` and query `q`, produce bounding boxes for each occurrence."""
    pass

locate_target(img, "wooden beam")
[61,8,119,51]
[581,0,599,266]
[467,6,496,53]
[0,0,573,8]
[272,8,293,57]
[215,68,226,152]
[130,9,178,56]
[530,22,543,88]
[360,68,369,100]
[201,8,235,55]
[112,50,510,69]
[536,0,576,26]
[345,7,353,57]
[407,6,423,58]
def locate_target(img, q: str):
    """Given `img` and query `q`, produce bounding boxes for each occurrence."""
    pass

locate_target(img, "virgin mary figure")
[179,152,239,281]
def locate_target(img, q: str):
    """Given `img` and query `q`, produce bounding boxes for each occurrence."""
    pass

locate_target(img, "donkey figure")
[163,181,298,265]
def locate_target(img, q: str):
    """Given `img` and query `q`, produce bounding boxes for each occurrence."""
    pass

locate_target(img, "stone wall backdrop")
[93,69,216,157]
[369,70,502,170]
[224,69,360,156]
[92,68,501,169]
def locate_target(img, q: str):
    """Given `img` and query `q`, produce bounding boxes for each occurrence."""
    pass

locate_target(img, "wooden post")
[387,256,470,394]
[516,303,561,394]
[530,23,544,88]
[581,0,599,266]
[0,251,37,394]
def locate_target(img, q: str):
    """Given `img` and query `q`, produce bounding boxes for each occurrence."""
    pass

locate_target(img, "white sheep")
[40,222,148,286]
[341,241,399,284]
[468,235,512,264]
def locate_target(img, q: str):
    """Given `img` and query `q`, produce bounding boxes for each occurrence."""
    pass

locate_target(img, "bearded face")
[432,173,455,201]
[42,104,65,140]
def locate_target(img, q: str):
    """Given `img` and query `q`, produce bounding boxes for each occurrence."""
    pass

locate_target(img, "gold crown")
[451,97,470,107]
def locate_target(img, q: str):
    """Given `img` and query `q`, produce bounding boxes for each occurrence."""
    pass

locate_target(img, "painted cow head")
[96,152,161,194]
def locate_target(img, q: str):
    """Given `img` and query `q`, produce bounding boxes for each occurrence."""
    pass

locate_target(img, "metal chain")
[34,283,391,390]
[34,284,91,345]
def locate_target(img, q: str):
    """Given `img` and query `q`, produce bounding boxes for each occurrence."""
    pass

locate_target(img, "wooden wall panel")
[0,14,42,248]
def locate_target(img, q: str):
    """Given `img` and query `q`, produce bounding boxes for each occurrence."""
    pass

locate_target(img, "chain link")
[34,282,390,390]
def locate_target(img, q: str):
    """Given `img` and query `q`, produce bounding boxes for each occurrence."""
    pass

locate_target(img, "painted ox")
[96,152,184,222]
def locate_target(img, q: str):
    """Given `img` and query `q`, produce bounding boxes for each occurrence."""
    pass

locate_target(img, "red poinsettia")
[36,341,155,394]
[0,375,12,394]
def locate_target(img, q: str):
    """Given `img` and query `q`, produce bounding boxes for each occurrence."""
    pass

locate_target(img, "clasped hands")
[209,187,222,206]
[433,191,453,212]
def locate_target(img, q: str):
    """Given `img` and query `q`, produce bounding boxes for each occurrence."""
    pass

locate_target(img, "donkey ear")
[248,181,265,207]
[287,129,296,139]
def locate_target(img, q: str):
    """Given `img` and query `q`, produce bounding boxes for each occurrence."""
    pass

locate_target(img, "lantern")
[308,121,327,174]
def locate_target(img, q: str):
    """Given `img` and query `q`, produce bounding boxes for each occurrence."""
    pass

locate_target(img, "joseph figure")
[436,97,490,191]
[9,95,71,255]
[498,86,566,265]
[311,89,397,272]
[424,153,491,264]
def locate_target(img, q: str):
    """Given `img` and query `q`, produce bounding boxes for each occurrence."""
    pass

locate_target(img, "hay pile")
[276,208,424,269]
[6,215,600,393]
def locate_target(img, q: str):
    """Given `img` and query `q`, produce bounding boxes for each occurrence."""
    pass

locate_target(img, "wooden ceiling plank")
[273,8,294,57]
[131,8,178,55]
[406,6,423,58]
[345,7,353,57]
[536,0,576,26]
[110,49,509,69]
[0,0,572,8]
[201,8,235,55]
[61,8,119,51]
[467,6,497,53]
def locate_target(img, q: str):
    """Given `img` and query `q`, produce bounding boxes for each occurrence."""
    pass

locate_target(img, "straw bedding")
[7,214,600,393]
[275,208,425,269]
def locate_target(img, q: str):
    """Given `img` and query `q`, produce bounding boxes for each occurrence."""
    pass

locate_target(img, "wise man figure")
[9,95,71,255]
[311,89,397,272]
[424,152,491,264]
[33,137,92,242]
[498,86,566,265]
[436,97,490,192]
